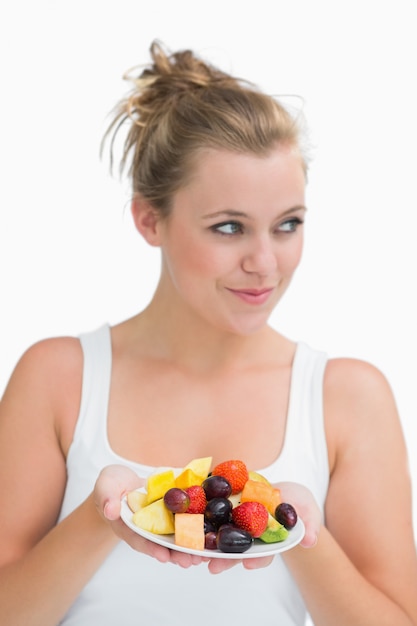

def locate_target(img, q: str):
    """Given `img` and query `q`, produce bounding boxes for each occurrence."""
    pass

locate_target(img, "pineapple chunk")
[228,492,242,508]
[133,498,175,534]
[175,513,205,550]
[126,489,147,513]
[146,469,176,504]
[248,470,271,485]
[183,456,212,480]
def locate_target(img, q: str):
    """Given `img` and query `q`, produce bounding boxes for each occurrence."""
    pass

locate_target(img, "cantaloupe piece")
[240,479,281,515]
[175,513,205,550]
[146,469,176,504]
[133,498,175,534]
[269,489,282,514]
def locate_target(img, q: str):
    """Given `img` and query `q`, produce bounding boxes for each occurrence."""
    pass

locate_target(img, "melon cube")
[240,479,281,515]
[175,513,205,551]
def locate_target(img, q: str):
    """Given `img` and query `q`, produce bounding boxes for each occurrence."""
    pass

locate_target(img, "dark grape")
[204,519,217,534]
[163,488,190,513]
[204,531,218,550]
[202,475,232,500]
[204,497,232,528]
[275,502,298,529]
[217,525,253,553]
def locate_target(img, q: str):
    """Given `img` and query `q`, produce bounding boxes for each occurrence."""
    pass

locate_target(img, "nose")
[241,235,277,276]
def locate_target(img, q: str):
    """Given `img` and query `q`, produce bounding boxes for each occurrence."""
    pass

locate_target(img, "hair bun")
[123,41,234,120]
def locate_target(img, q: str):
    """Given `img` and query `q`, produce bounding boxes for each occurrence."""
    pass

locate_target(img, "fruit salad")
[126,457,298,554]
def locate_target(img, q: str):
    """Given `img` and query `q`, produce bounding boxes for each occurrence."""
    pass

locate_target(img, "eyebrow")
[201,206,307,220]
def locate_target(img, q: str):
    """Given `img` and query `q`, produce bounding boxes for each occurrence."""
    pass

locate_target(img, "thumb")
[275,481,321,549]
[94,464,145,521]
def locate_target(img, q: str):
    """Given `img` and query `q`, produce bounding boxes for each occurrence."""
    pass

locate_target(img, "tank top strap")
[278,341,329,510]
[286,341,328,443]
[72,324,112,451]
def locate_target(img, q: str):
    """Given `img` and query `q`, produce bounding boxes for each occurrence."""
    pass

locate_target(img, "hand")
[93,464,209,568]
[275,481,322,548]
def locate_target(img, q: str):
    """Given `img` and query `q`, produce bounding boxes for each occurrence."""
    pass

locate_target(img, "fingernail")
[103,501,111,519]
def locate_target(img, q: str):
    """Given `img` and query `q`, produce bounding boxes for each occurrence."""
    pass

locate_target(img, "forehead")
[173,146,306,213]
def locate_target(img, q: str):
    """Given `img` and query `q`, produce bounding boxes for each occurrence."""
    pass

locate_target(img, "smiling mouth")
[226,287,275,305]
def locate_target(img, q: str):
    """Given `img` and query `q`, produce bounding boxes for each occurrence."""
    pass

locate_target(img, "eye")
[277,217,304,233]
[211,221,244,236]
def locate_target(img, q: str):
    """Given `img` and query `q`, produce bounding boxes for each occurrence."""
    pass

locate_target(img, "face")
[155,145,306,336]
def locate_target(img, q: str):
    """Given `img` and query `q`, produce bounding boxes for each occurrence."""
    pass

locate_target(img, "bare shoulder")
[323,357,403,469]
[324,355,394,399]
[324,356,398,427]
[9,334,83,377]
[1,335,84,453]
[2,335,82,400]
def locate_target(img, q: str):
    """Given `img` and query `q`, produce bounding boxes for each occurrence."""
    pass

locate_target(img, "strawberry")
[184,485,207,514]
[231,501,269,538]
[211,459,249,495]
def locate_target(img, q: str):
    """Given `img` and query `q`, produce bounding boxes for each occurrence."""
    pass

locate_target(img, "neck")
[131,284,284,373]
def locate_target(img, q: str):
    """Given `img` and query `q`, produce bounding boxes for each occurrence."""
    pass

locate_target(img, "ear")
[131,195,162,247]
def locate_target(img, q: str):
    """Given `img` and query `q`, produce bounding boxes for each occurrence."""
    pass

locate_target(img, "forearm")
[283,525,415,626]
[0,493,118,626]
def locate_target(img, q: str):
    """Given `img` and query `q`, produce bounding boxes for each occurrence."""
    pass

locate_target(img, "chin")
[222,313,273,337]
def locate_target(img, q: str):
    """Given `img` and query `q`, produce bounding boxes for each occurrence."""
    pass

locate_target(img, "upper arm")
[324,358,417,616]
[0,337,83,565]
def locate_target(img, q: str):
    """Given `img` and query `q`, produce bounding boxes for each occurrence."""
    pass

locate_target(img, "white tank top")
[58,324,329,626]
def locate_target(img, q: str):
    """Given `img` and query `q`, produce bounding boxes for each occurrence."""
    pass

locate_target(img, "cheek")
[178,238,234,276]
[164,236,228,286]
[278,238,304,274]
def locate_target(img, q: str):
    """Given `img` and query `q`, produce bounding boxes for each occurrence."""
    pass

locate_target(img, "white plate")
[120,493,305,559]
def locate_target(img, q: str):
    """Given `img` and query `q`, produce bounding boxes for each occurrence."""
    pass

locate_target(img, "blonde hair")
[103,41,307,216]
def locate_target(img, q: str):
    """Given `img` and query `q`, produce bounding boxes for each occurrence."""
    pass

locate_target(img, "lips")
[226,287,275,305]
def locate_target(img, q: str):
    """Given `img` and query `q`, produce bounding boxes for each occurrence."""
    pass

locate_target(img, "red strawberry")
[184,485,207,514]
[211,459,249,494]
[231,501,269,538]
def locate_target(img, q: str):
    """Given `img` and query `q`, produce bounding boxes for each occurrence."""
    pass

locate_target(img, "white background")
[0,1,416,531]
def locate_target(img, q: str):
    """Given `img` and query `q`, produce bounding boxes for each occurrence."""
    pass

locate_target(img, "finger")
[208,558,242,574]
[300,527,319,548]
[297,505,321,548]
[190,554,206,565]
[111,520,173,562]
[169,550,208,568]
[275,481,321,548]
[243,555,274,569]
[169,551,195,569]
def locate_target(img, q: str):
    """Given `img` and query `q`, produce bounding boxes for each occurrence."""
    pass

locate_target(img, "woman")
[0,41,416,625]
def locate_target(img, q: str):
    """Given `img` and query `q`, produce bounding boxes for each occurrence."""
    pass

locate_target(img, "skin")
[0,146,416,625]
